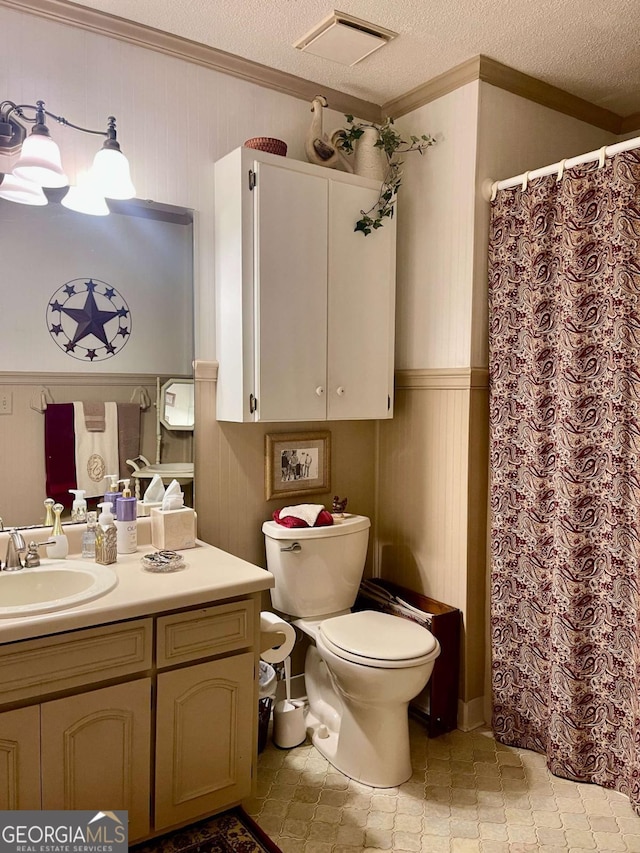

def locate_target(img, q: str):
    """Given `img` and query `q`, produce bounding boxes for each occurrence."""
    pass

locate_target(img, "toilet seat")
[318,610,439,669]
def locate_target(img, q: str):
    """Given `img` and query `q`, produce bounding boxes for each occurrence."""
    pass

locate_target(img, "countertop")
[0,518,274,644]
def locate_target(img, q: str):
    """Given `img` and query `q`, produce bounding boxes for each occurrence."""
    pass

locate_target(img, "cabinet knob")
[315,386,325,396]
[336,386,345,396]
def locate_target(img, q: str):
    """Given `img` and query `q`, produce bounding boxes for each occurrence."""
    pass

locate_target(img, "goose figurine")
[305,95,353,172]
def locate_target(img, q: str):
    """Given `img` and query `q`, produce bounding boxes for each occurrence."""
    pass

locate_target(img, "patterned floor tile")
[250,722,640,851]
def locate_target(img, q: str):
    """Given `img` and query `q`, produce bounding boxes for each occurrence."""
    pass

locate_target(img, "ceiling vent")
[294,11,397,66]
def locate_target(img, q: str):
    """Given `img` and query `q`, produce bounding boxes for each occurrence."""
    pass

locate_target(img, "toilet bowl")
[262,515,441,787]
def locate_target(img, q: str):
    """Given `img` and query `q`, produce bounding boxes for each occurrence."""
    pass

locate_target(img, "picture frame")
[265,430,331,501]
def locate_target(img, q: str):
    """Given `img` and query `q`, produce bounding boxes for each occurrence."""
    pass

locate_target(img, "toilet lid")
[319,610,438,662]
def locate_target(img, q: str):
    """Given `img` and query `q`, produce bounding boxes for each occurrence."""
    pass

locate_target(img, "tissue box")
[151,507,197,550]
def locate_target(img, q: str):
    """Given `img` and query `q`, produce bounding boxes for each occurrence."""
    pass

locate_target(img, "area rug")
[130,808,282,853]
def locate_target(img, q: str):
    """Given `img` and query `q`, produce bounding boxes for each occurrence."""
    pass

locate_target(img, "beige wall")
[0,5,347,364]
[2,4,629,731]
[194,368,377,572]
[375,80,616,728]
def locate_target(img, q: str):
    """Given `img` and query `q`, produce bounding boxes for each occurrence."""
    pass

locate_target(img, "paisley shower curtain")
[489,150,640,810]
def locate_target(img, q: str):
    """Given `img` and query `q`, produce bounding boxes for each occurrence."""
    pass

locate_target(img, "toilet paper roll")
[260,611,296,664]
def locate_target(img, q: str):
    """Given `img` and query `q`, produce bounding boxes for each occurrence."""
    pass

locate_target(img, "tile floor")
[245,720,640,852]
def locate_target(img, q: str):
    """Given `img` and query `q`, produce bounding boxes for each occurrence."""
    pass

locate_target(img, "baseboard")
[458,696,486,731]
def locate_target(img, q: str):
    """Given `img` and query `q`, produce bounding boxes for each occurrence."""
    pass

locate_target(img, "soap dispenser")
[95,502,117,566]
[104,475,122,515]
[115,479,137,554]
[69,489,87,522]
[46,502,69,559]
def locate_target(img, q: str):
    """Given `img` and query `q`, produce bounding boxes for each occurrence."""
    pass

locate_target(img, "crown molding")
[478,56,622,134]
[0,0,382,122]
[382,56,482,119]
[384,54,624,133]
[2,0,635,135]
[620,112,640,136]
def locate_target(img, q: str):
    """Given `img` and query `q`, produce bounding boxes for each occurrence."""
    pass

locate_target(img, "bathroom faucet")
[3,530,26,571]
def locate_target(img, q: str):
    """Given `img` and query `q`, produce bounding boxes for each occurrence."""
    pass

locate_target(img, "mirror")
[0,196,195,529]
[160,379,194,430]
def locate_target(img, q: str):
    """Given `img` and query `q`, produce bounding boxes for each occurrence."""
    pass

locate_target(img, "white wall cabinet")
[215,147,397,422]
[0,596,260,844]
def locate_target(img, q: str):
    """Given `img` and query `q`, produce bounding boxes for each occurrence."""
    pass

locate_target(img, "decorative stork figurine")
[305,95,353,172]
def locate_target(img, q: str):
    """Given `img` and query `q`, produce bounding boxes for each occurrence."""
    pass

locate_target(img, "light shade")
[61,180,109,216]
[90,147,135,199]
[0,173,48,205]
[12,133,68,187]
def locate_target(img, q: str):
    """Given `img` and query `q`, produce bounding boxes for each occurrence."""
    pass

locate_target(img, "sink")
[0,560,118,618]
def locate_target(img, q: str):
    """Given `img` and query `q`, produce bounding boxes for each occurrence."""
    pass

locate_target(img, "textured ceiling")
[72,0,640,116]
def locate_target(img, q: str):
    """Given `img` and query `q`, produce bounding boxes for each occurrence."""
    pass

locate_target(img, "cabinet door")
[328,181,396,419]
[255,162,328,421]
[41,679,152,842]
[0,705,41,809]
[155,652,254,830]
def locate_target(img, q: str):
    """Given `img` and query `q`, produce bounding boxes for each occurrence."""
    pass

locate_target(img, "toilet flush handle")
[280,542,302,553]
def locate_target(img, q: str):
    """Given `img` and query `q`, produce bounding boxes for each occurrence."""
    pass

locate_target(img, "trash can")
[258,661,277,753]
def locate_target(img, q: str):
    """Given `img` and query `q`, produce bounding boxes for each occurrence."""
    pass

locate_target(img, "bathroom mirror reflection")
[160,379,194,430]
[0,196,195,529]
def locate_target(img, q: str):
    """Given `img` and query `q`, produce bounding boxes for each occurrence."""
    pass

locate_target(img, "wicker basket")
[244,137,287,156]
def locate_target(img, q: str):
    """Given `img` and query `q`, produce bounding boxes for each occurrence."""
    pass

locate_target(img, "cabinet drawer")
[0,619,152,706]
[156,600,254,667]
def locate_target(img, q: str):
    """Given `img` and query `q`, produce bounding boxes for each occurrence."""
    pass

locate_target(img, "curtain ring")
[556,159,567,182]
[490,181,498,202]
[598,146,607,169]
[520,171,530,191]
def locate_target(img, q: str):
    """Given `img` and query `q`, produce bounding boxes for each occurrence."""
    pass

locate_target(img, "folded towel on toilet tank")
[273,504,334,528]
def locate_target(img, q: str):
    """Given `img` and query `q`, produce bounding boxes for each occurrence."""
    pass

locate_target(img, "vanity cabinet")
[214,146,396,422]
[155,653,254,829]
[41,680,152,839]
[0,596,259,844]
[0,705,41,810]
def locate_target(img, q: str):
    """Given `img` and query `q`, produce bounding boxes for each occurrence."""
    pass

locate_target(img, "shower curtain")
[489,149,640,809]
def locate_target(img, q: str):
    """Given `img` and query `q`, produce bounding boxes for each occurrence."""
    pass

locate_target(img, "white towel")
[73,402,119,497]
[279,504,325,526]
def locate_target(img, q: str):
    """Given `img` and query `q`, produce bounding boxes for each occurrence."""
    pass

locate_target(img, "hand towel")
[73,402,119,498]
[273,505,334,528]
[44,403,77,509]
[117,402,141,479]
[83,401,106,431]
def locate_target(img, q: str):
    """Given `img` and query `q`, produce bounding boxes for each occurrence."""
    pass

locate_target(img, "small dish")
[141,550,186,573]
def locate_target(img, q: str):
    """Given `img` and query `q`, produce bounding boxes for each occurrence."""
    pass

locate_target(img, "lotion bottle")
[95,501,117,566]
[46,502,69,559]
[115,479,138,554]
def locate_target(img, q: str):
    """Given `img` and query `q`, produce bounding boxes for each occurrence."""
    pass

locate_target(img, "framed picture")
[265,430,331,500]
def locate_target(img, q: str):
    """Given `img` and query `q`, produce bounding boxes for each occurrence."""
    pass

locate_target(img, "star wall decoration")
[46,278,132,362]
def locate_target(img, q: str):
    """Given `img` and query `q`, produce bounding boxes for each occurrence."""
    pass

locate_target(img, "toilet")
[262,514,440,788]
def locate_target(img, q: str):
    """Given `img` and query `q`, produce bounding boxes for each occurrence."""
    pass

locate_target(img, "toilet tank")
[262,515,370,618]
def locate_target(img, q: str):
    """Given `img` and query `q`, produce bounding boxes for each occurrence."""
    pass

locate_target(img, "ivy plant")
[335,116,435,235]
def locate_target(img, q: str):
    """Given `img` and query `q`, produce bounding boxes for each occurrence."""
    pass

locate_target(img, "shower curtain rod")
[483,133,640,201]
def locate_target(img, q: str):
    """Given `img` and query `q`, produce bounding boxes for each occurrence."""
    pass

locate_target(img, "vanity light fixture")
[0,99,135,214]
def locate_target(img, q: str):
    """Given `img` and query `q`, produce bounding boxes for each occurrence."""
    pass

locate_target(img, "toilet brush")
[284,655,292,704]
